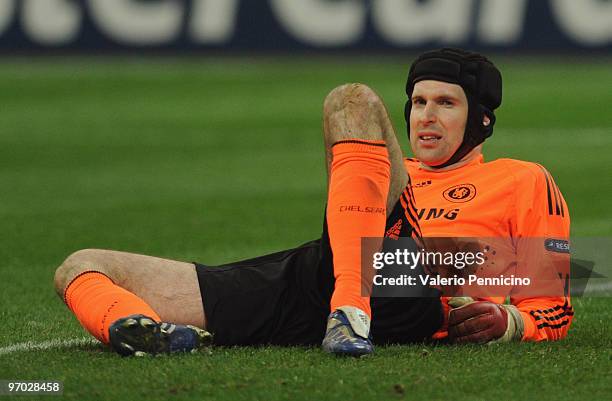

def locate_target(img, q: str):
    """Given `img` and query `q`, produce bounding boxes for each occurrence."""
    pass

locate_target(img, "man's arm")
[511,164,572,341]
[511,296,573,341]
[448,163,572,343]
[447,295,573,343]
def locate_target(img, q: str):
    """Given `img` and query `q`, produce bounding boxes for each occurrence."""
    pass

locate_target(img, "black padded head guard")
[405,48,502,168]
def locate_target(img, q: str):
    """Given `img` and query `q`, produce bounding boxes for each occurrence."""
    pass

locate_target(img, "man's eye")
[439,99,453,106]
[413,98,425,105]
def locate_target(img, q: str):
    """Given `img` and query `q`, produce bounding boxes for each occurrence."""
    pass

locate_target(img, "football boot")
[322,307,373,357]
[109,314,213,356]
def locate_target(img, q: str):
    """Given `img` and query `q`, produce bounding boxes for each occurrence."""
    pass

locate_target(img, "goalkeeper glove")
[447,297,524,344]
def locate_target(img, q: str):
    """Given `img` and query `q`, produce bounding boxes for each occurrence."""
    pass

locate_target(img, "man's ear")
[483,115,491,127]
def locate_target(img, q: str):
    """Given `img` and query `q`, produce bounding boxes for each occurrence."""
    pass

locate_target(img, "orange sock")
[64,272,161,344]
[327,139,390,318]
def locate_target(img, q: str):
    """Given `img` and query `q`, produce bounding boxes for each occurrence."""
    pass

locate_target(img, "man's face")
[409,80,469,166]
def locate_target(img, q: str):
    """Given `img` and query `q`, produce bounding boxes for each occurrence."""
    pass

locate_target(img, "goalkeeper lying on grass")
[54,48,573,357]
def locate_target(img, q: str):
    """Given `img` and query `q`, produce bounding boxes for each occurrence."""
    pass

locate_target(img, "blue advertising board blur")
[0,0,610,52]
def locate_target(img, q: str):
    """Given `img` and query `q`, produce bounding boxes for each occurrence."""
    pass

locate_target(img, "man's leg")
[323,83,408,207]
[54,249,209,355]
[321,83,407,355]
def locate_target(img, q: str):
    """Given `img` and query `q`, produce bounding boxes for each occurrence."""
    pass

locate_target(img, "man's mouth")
[417,133,442,142]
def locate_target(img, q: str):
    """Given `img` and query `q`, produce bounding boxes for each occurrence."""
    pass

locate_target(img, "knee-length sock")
[327,139,390,319]
[64,272,161,343]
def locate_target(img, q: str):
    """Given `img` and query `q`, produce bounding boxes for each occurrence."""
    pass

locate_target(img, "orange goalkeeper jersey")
[405,155,573,342]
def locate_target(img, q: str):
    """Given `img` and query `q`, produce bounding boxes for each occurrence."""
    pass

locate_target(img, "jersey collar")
[418,154,484,173]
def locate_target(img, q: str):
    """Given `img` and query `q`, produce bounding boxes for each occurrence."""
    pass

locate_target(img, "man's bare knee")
[323,83,386,144]
[323,83,381,116]
[54,249,113,299]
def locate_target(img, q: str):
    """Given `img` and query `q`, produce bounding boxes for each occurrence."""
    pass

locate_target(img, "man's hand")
[447,297,524,344]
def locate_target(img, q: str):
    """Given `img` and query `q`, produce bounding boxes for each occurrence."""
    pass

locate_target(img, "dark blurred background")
[0,0,610,54]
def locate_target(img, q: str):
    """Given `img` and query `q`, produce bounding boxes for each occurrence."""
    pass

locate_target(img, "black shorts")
[195,187,443,346]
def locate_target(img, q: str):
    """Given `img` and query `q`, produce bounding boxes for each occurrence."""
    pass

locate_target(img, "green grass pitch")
[0,57,611,400]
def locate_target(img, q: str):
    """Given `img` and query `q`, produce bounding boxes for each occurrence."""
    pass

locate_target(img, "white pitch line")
[0,337,99,356]
[583,281,612,294]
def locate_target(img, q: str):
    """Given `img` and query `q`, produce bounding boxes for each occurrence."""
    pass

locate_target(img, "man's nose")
[421,102,437,125]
